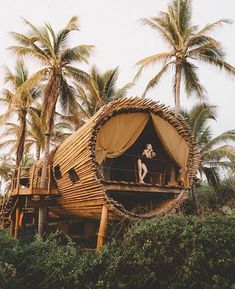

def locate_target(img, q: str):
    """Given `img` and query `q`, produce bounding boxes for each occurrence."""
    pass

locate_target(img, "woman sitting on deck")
[137,144,156,183]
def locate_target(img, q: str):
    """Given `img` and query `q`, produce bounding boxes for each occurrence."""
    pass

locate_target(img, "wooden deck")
[10,187,60,196]
[103,180,182,194]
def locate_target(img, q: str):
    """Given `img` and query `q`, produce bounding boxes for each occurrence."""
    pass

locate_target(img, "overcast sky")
[0,0,234,136]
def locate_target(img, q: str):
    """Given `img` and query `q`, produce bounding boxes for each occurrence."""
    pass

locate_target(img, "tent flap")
[151,113,190,187]
[95,113,149,164]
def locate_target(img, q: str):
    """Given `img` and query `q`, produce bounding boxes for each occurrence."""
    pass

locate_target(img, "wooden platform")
[10,187,60,196]
[103,180,181,194]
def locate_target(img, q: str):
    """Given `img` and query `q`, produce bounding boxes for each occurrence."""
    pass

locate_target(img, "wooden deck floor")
[103,180,182,194]
[10,187,59,196]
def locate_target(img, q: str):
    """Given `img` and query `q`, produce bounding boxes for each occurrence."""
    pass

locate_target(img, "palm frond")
[61,45,94,64]
[102,67,119,100]
[202,166,220,189]
[58,77,78,114]
[140,17,174,46]
[182,61,206,99]
[197,18,232,35]
[64,16,79,31]
[142,61,173,97]
[8,46,49,64]
[115,82,134,99]
[66,66,100,100]
[203,132,235,152]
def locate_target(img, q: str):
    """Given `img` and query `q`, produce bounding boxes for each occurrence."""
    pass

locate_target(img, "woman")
[137,144,156,183]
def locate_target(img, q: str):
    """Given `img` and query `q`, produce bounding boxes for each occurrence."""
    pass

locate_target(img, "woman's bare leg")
[142,164,148,182]
[137,159,143,182]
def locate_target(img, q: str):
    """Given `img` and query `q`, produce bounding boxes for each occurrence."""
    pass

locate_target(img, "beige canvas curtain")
[95,113,149,164]
[151,113,190,187]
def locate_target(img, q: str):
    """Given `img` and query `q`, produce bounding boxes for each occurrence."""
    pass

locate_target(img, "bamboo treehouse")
[0,97,200,246]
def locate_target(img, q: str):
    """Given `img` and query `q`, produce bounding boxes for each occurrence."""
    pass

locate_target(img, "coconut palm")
[9,16,97,187]
[182,104,235,188]
[0,59,41,168]
[0,109,74,161]
[136,0,235,115]
[75,66,133,119]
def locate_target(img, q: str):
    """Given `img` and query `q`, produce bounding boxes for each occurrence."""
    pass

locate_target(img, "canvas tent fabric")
[95,113,149,164]
[151,113,190,187]
[95,112,190,186]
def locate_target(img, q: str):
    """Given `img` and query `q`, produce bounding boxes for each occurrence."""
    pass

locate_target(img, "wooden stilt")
[10,218,15,237]
[168,165,177,186]
[38,207,47,240]
[96,205,109,251]
[14,208,20,239]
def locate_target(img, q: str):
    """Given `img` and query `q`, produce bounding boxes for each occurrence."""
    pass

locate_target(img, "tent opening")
[102,118,180,185]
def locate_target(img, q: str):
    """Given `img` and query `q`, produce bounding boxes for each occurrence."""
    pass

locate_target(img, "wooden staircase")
[0,196,18,229]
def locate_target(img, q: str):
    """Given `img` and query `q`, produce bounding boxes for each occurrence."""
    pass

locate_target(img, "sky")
[0,0,234,136]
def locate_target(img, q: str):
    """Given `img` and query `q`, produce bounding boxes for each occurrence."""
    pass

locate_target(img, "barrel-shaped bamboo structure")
[36,97,200,220]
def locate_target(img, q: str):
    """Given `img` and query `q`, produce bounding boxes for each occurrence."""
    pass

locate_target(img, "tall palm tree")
[0,60,41,168]
[182,104,235,188]
[0,109,74,162]
[9,16,97,187]
[136,0,235,115]
[75,66,133,119]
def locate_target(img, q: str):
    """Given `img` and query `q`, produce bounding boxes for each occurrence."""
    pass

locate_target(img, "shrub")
[0,215,234,289]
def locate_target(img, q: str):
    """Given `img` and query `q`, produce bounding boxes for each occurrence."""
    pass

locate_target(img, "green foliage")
[183,175,235,215]
[0,215,234,289]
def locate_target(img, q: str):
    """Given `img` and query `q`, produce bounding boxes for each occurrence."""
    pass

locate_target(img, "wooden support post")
[16,167,21,195]
[96,205,109,251]
[38,207,47,240]
[168,165,177,186]
[14,207,20,239]
[10,219,15,237]
[47,165,51,195]
[30,164,36,194]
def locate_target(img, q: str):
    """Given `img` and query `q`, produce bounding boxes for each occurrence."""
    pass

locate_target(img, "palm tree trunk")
[40,73,60,189]
[191,183,200,215]
[16,109,27,168]
[174,62,182,116]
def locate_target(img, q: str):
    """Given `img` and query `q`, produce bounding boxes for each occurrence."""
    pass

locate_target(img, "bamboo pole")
[96,205,109,251]
[38,207,47,240]
[14,207,20,239]
[10,219,15,237]
[16,167,21,195]
[47,165,51,194]
[30,164,36,193]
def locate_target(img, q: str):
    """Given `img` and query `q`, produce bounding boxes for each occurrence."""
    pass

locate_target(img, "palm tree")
[9,16,97,187]
[181,104,235,214]
[75,66,133,119]
[182,104,235,188]
[0,108,74,162]
[0,60,41,168]
[136,0,235,115]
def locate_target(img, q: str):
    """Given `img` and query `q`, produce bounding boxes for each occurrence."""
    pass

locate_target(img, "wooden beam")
[38,207,47,240]
[10,188,59,196]
[14,207,20,239]
[30,164,36,194]
[10,219,15,237]
[96,205,109,251]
